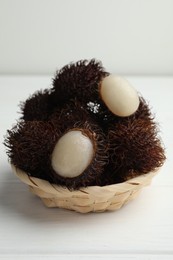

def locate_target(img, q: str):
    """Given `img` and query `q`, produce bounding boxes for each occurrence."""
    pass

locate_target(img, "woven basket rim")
[11,165,160,212]
[11,164,159,194]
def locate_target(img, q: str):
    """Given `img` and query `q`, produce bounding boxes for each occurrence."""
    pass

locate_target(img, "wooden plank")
[0,76,173,258]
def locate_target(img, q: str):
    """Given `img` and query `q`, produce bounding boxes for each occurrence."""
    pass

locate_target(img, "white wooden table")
[0,76,173,260]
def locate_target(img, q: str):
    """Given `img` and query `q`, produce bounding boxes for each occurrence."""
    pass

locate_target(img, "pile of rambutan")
[5,59,165,190]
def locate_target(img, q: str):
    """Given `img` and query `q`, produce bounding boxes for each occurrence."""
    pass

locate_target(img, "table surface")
[0,76,173,260]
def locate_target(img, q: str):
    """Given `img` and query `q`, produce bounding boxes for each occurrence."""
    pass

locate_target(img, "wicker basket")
[11,165,159,213]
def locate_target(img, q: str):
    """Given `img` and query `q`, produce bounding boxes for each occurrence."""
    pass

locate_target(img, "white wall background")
[0,0,173,75]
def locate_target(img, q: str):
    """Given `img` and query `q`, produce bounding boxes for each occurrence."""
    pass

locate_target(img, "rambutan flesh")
[49,122,108,190]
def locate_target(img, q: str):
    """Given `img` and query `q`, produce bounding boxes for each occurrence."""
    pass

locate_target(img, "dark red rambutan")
[52,59,109,105]
[107,118,165,183]
[20,89,56,121]
[5,121,60,181]
[49,99,91,132]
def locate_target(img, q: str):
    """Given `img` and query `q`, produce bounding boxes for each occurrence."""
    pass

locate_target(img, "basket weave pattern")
[12,165,158,213]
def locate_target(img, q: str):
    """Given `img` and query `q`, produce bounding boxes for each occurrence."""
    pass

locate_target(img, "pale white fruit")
[100,75,139,117]
[51,130,94,178]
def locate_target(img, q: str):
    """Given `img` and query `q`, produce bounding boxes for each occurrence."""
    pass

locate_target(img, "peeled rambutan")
[5,103,108,189]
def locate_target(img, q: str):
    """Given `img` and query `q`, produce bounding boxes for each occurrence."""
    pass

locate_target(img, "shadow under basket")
[11,165,159,213]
